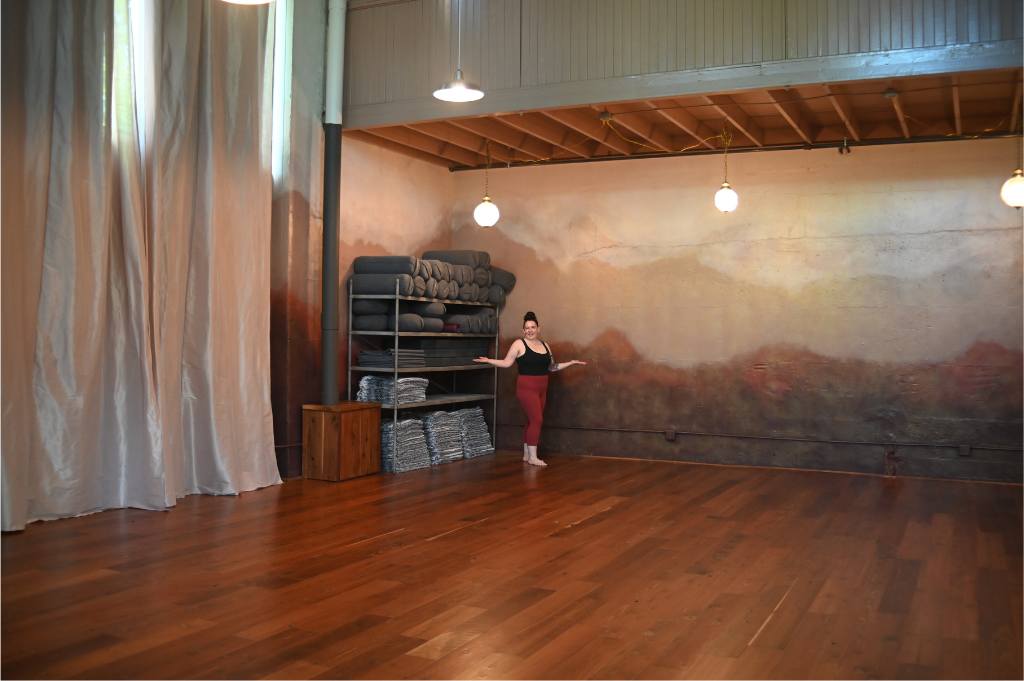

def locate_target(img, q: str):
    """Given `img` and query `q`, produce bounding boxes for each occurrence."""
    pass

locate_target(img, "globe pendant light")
[473,142,500,227]
[1001,169,1024,208]
[433,0,484,103]
[714,130,738,213]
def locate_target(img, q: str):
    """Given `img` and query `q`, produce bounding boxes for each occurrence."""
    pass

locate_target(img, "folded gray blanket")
[473,267,491,287]
[490,267,516,291]
[416,259,431,281]
[352,273,415,295]
[353,255,418,276]
[412,276,427,296]
[352,299,389,314]
[488,285,506,305]
[448,282,459,300]
[406,302,445,317]
[443,313,473,333]
[436,280,451,299]
[423,259,450,282]
[458,282,479,301]
[421,317,444,332]
[388,313,425,331]
[475,285,490,303]
[422,250,491,269]
[353,314,388,331]
[424,277,438,299]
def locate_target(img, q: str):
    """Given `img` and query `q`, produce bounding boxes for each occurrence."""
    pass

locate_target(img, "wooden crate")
[302,402,381,481]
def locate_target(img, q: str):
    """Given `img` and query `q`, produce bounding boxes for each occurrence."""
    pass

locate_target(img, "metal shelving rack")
[346,279,500,453]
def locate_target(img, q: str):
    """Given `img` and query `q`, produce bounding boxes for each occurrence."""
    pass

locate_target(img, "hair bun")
[523,311,538,323]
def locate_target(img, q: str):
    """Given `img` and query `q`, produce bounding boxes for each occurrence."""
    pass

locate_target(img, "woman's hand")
[568,359,587,367]
[473,356,492,364]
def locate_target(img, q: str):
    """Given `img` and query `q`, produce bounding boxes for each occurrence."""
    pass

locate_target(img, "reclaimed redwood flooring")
[2,453,1021,680]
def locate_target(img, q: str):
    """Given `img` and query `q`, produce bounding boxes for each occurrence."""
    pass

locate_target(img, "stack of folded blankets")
[455,406,495,458]
[381,419,432,473]
[357,349,427,368]
[423,411,464,465]
[349,252,517,320]
[356,376,428,405]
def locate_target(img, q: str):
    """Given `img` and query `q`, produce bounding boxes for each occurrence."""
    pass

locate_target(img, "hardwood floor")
[2,453,1021,679]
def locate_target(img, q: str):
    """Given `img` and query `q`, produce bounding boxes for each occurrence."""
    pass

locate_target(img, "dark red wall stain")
[495,329,1023,480]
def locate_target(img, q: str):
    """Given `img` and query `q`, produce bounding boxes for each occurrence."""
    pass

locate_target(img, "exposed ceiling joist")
[409,121,513,164]
[366,127,480,167]
[605,105,676,152]
[766,89,816,144]
[885,88,912,139]
[950,76,963,136]
[448,118,551,161]
[705,94,764,147]
[542,109,633,156]
[496,113,594,159]
[645,100,718,148]
[822,84,861,142]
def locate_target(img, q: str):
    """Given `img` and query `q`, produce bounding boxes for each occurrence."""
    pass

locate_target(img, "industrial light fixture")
[714,130,738,213]
[433,0,484,103]
[473,142,500,227]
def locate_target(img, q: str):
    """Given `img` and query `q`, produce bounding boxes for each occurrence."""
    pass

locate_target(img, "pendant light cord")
[484,139,491,196]
[456,0,463,77]
[722,129,732,182]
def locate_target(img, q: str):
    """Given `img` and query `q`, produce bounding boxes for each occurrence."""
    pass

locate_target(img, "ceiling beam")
[822,84,861,142]
[950,76,963,136]
[448,117,550,161]
[408,121,513,164]
[704,95,763,147]
[343,130,451,167]
[1010,77,1022,132]
[885,88,912,139]
[601,106,676,152]
[496,113,594,158]
[765,89,816,144]
[364,127,480,167]
[542,109,633,156]
[645,100,717,148]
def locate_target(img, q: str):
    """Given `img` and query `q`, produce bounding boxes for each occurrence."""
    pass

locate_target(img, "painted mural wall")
[451,138,1023,481]
[271,135,453,475]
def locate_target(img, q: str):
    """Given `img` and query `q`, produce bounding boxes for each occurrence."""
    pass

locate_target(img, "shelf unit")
[346,279,500,458]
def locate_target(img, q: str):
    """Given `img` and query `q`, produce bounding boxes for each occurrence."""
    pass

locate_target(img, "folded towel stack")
[381,419,432,473]
[423,411,464,465]
[455,406,494,458]
[356,376,429,405]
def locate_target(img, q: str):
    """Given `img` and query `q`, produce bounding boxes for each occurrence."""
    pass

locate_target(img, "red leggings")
[516,374,549,446]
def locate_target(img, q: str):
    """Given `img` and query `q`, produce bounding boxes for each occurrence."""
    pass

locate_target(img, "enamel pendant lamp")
[433,0,484,102]
[714,130,739,213]
[473,143,500,227]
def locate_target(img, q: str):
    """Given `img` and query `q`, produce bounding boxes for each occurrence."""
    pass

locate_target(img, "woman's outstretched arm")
[474,339,523,369]
[550,359,587,371]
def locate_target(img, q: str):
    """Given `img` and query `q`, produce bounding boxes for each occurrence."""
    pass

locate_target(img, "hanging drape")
[2,0,282,532]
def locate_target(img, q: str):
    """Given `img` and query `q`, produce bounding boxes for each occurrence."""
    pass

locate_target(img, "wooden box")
[302,402,381,481]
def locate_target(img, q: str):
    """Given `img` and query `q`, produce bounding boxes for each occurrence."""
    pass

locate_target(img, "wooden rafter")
[645,100,717,148]
[344,130,451,167]
[542,109,633,156]
[365,127,479,167]
[766,89,816,144]
[448,118,550,161]
[602,106,675,152]
[885,88,911,139]
[496,113,594,158]
[822,84,861,142]
[950,76,963,136]
[408,121,512,163]
[704,94,763,147]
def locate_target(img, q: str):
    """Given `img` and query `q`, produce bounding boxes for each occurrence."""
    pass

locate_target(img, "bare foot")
[526,457,547,467]
[522,447,530,462]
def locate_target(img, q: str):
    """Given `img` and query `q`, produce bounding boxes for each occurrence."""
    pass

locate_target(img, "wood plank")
[408,121,513,163]
[886,87,913,139]
[602,105,677,152]
[819,82,860,140]
[951,75,963,135]
[541,108,633,156]
[364,127,481,167]
[766,88,817,144]
[495,112,595,158]
[645,99,719,148]
[704,94,764,146]
[343,130,451,167]
[447,117,551,161]
[2,456,1020,680]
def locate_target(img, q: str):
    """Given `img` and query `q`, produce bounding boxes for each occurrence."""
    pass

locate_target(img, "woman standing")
[475,311,586,466]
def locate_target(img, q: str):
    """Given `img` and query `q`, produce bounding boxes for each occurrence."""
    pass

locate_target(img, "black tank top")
[515,340,550,376]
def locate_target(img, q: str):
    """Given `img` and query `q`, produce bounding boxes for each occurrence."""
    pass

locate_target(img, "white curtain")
[2,0,282,532]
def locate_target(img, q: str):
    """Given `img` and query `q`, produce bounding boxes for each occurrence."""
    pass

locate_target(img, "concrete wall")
[451,137,1023,481]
